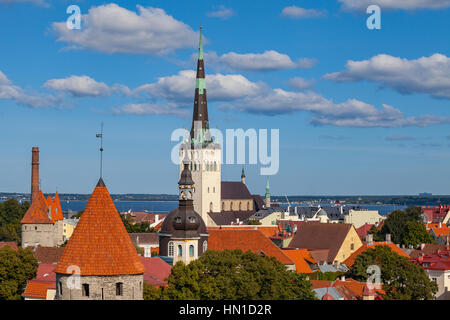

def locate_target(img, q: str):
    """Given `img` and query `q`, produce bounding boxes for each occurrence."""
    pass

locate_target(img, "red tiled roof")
[221,181,253,200]
[282,249,316,273]
[0,241,18,250]
[35,264,56,282]
[430,226,450,238]
[343,242,409,267]
[140,257,172,287]
[20,191,53,224]
[311,279,385,299]
[21,280,55,299]
[52,192,64,222]
[55,179,145,276]
[356,223,374,239]
[410,243,447,259]
[33,246,64,264]
[208,229,295,265]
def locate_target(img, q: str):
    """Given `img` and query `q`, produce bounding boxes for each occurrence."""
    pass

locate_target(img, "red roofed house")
[21,190,64,248]
[288,222,363,264]
[411,248,450,300]
[208,229,296,270]
[22,264,57,300]
[281,248,317,274]
[422,205,450,224]
[0,241,18,250]
[55,178,145,300]
[311,278,385,300]
[356,223,374,240]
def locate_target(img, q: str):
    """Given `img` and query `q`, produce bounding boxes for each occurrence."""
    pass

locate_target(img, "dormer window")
[175,217,182,224]
[188,216,196,224]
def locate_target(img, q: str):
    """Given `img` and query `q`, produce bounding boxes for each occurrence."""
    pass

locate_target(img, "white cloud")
[207,5,236,19]
[339,0,450,11]
[43,75,111,97]
[51,4,199,55]
[288,77,315,90]
[0,70,60,108]
[281,6,327,18]
[324,53,450,99]
[133,70,264,102]
[113,103,189,117]
[222,88,450,127]
[202,50,317,71]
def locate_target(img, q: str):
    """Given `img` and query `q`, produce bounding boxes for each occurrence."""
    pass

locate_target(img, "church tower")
[180,27,221,225]
[265,180,271,208]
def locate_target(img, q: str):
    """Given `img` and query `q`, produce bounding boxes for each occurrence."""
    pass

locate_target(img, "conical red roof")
[52,192,64,222]
[21,191,53,224]
[55,179,144,276]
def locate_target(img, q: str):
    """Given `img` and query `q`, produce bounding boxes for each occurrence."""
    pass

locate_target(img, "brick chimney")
[31,147,39,203]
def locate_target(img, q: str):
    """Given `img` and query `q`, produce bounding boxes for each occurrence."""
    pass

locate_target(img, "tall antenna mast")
[96,122,104,178]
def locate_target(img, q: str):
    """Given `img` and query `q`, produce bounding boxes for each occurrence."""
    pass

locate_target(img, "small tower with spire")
[160,158,209,265]
[241,167,246,184]
[265,180,271,208]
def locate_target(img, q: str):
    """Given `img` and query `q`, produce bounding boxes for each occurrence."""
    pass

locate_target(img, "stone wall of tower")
[55,274,143,300]
[21,221,65,248]
[180,144,221,225]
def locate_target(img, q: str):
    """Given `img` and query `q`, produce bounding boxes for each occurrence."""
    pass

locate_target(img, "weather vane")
[96,122,104,178]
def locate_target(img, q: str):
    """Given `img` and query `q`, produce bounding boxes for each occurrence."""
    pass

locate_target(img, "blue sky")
[0,0,449,196]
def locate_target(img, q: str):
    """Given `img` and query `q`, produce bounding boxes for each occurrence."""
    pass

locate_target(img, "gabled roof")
[129,233,159,245]
[430,226,450,238]
[288,222,354,263]
[409,243,447,259]
[208,229,294,265]
[55,179,145,276]
[252,194,264,211]
[20,191,53,224]
[281,249,316,274]
[33,246,64,264]
[343,242,410,267]
[356,223,374,239]
[221,181,252,200]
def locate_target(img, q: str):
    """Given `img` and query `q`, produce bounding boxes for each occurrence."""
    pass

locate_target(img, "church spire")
[191,26,211,144]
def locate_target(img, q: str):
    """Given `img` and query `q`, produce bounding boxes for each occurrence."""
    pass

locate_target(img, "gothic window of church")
[239,202,242,211]
[82,284,89,297]
[168,242,174,257]
[230,202,233,211]
[189,245,194,257]
[222,202,225,211]
[247,202,250,210]
[116,282,123,296]
[210,202,213,212]
[203,240,208,253]
[178,245,183,257]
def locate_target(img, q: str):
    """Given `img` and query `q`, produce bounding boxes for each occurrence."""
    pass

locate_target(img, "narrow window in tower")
[116,282,123,296]
[189,245,194,257]
[203,240,208,253]
[178,245,183,257]
[82,284,89,297]
[59,281,63,295]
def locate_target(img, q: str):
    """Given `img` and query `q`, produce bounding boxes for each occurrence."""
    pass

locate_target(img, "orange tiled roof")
[282,249,316,273]
[52,192,64,222]
[343,242,409,267]
[207,225,279,238]
[21,280,55,299]
[55,179,145,276]
[20,191,53,224]
[208,229,294,265]
[311,279,385,299]
[431,226,450,237]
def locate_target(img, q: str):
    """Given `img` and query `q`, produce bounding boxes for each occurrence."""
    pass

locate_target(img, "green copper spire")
[198,26,204,60]
[265,180,270,198]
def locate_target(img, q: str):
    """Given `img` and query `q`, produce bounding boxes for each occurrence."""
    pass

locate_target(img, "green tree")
[347,246,437,300]
[146,250,316,300]
[402,221,434,247]
[248,220,262,225]
[378,206,429,246]
[0,246,38,300]
[143,282,163,300]
[120,214,156,233]
[0,199,30,245]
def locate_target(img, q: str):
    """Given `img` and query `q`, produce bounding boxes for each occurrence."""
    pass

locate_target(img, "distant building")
[55,178,145,300]
[22,264,56,300]
[21,191,64,248]
[422,205,450,224]
[129,233,159,257]
[419,192,432,196]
